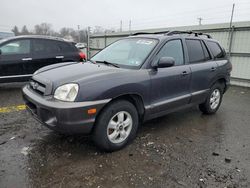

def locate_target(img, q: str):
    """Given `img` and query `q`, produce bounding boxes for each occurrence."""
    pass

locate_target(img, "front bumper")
[22,85,110,134]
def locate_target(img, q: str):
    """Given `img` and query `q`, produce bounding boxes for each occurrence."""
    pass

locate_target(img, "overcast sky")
[0,0,250,32]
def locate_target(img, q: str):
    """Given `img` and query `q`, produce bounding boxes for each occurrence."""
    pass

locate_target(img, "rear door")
[26,39,63,74]
[0,39,32,80]
[57,41,80,62]
[185,39,218,104]
[150,39,191,115]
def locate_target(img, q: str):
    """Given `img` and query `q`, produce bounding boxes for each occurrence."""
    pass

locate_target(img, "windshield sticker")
[136,40,154,45]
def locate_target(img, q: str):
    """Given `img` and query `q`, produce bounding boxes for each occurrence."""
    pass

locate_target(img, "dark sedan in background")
[0,35,86,83]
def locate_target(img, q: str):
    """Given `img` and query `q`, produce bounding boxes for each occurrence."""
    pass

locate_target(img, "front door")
[150,39,191,115]
[0,39,31,82]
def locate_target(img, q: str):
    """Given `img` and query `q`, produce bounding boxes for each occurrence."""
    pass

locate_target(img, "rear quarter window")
[207,41,225,59]
[58,42,76,52]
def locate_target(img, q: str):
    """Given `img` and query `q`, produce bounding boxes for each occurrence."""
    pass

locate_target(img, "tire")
[92,100,139,152]
[199,83,224,114]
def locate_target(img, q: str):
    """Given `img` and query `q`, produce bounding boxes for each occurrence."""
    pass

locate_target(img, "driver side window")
[155,39,184,66]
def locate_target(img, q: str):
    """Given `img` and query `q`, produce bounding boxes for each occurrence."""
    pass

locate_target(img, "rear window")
[186,39,205,63]
[207,41,225,58]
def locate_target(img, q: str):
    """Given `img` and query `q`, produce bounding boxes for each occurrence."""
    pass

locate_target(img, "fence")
[89,21,250,87]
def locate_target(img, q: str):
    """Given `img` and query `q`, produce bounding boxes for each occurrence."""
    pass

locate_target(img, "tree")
[21,25,29,35]
[12,26,20,36]
[34,23,53,35]
[93,26,105,34]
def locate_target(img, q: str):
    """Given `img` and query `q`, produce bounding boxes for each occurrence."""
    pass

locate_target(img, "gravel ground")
[0,83,249,188]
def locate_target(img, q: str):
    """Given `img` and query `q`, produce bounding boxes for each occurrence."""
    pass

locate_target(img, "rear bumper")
[22,85,110,134]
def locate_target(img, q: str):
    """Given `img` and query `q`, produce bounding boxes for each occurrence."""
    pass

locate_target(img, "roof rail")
[166,30,212,39]
[132,30,212,39]
[132,31,169,36]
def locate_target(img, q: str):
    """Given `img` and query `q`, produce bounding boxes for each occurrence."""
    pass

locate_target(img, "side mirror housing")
[157,57,175,68]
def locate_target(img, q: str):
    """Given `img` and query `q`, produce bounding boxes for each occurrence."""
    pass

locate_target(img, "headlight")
[54,83,79,102]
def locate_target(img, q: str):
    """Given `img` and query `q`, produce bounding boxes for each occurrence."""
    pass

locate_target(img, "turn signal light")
[88,108,96,115]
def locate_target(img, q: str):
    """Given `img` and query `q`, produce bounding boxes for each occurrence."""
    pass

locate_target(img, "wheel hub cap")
[210,89,221,110]
[107,111,133,144]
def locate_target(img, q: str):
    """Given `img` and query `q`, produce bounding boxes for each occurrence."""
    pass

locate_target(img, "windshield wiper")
[96,60,120,68]
[87,59,96,64]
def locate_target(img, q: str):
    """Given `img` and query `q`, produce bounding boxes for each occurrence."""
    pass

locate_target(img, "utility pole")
[197,17,203,26]
[228,3,235,58]
[87,26,91,59]
[77,25,80,42]
[120,20,123,32]
[129,20,132,33]
[229,3,235,30]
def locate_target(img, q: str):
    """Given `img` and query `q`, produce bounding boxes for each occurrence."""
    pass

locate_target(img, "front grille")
[29,79,46,95]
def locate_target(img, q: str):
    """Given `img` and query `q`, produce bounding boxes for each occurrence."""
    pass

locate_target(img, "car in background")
[0,35,86,83]
[0,31,14,40]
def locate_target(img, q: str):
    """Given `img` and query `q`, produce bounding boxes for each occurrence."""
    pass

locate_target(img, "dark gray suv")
[22,31,232,151]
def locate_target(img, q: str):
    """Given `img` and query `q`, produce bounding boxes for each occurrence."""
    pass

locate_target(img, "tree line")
[11,23,117,43]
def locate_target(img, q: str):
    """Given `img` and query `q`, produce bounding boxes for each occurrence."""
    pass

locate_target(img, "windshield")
[91,38,158,68]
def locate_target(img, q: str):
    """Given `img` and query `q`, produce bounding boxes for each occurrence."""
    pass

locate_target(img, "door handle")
[211,67,217,71]
[55,56,64,59]
[22,58,32,61]
[182,71,189,76]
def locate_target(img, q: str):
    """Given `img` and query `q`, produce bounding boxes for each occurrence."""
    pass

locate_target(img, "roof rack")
[132,30,212,39]
[132,31,169,35]
[166,30,212,38]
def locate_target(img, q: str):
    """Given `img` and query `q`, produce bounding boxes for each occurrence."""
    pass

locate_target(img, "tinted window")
[155,39,184,65]
[0,40,30,55]
[32,39,60,54]
[201,41,211,60]
[58,41,74,52]
[186,39,204,63]
[207,41,224,58]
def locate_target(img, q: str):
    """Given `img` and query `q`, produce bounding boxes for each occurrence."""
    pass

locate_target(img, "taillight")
[79,52,86,60]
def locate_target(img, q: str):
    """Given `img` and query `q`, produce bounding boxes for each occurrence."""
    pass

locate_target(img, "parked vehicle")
[0,35,86,83]
[0,31,14,40]
[23,31,232,151]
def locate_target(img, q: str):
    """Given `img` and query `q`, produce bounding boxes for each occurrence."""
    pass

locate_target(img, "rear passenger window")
[33,39,61,54]
[155,39,184,65]
[207,41,225,58]
[186,39,205,63]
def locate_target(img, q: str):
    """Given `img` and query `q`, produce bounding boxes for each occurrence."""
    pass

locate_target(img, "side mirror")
[0,49,2,55]
[157,57,175,68]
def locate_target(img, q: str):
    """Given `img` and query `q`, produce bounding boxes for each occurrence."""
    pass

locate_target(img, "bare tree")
[93,26,105,34]
[20,25,30,35]
[12,26,19,36]
[34,23,53,35]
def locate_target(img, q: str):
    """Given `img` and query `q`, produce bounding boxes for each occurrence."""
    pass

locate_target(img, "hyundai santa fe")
[22,31,232,151]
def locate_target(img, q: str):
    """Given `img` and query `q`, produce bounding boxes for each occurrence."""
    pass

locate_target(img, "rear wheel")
[199,83,224,114]
[92,100,139,152]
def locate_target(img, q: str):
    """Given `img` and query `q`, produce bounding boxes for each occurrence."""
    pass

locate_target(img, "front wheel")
[199,83,224,114]
[92,100,139,152]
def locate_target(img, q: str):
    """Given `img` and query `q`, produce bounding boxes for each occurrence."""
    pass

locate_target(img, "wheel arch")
[210,76,227,93]
[94,93,145,129]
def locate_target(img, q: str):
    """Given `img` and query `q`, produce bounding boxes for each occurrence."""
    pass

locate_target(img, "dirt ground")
[0,84,249,188]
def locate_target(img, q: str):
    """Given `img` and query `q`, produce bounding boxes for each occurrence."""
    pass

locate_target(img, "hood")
[33,62,127,87]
